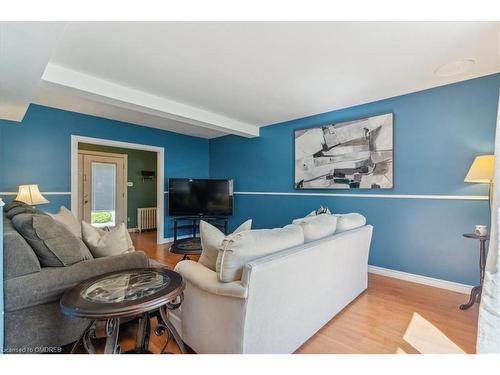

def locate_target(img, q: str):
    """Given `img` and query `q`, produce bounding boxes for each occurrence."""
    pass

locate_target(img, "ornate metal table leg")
[460,286,481,310]
[82,323,97,354]
[155,293,186,354]
[104,318,121,354]
[158,306,187,354]
[71,320,95,354]
[135,312,151,353]
[460,238,488,310]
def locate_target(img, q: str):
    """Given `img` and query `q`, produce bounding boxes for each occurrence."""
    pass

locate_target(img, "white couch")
[171,224,373,353]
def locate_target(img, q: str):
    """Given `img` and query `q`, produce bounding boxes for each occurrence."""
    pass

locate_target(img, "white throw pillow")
[292,213,337,243]
[198,219,252,271]
[82,221,134,258]
[335,213,366,233]
[306,206,332,217]
[49,206,82,238]
[217,224,304,283]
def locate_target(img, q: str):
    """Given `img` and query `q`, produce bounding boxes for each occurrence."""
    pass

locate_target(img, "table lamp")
[15,184,50,206]
[465,155,495,208]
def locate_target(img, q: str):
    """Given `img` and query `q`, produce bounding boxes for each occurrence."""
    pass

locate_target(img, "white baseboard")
[368,265,473,295]
[127,227,139,233]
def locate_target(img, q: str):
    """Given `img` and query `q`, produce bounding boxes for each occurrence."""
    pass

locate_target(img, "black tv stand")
[170,216,229,260]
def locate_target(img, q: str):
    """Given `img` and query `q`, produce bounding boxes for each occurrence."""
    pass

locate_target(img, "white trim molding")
[2,191,488,201]
[234,191,488,201]
[368,265,473,294]
[71,135,166,245]
[0,192,71,196]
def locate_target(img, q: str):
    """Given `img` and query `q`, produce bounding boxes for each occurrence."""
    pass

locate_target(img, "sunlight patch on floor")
[397,312,465,354]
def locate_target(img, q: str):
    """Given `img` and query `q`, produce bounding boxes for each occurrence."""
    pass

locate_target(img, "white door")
[78,150,127,228]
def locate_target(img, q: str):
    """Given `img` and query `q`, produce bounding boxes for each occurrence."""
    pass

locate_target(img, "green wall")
[78,143,157,229]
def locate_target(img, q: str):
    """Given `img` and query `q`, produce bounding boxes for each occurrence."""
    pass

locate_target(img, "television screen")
[168,178,234,216]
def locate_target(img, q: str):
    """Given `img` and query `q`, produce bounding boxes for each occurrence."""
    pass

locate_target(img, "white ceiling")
[1,22,499,138]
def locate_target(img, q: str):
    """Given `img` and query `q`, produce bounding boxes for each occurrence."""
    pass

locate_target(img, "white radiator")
[137,207,157,232]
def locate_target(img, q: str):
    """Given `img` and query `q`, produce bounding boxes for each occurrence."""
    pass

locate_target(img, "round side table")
[460,233,489,310]
[61,267,186,354]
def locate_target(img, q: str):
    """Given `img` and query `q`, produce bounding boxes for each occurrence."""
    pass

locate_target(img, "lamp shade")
[464,155,495,183]
[16,184,49,205]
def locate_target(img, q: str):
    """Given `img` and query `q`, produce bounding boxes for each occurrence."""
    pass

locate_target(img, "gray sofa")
[3,212,158,353]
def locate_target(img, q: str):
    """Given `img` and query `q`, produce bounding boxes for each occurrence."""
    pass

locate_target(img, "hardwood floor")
[90,230,478,354]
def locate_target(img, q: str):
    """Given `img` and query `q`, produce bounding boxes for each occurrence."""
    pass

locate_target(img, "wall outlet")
[127,181,134,187]
[127,217,130,222]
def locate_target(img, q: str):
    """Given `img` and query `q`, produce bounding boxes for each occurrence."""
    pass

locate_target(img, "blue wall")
[210,74,500,285]
[0,104,210,238]
[1,75,498,285]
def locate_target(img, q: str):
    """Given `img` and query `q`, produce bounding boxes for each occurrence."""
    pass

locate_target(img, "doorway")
[78,150,128,228]
[71,135,166,244]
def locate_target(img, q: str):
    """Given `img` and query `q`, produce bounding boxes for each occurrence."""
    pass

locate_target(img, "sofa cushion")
[4,200,28,212]
[3,215,41,279]
[11,213,93,267]
[292,213,337,243]
[335,213,366,233]
[199,219,252,271]
[82,221,134,258]
[49,206,82,238]
[216,224,304,282]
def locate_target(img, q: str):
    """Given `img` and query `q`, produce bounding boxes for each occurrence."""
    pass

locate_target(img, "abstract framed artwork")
[294,113,393,189]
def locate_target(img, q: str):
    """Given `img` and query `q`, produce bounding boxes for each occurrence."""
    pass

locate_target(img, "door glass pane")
[91,162,116,227]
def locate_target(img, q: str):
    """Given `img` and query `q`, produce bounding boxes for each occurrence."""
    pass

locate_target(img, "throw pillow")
[198,219,252,271]
[292,213,337,243]
[12,213,93,267]
[49,206,82,238]
[306,206,332,217]
[4,200,28,213]
[82,221,134,258]
[6,205,44,220]
[335,213,366,233]
[216,224,304,283]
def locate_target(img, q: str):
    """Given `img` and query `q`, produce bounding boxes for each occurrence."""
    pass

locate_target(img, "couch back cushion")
[12,213,93,267]
[292,213,337,243]
[335,213,366,233]
[3,215,41,279]
[216,224,304,282]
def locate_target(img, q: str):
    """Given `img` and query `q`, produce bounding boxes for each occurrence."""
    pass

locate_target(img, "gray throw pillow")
[4,200,28,213]
[6,205,46,220]
[12,213,93,267]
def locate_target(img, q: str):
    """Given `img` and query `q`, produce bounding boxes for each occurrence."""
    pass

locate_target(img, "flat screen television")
[168,178,234,217]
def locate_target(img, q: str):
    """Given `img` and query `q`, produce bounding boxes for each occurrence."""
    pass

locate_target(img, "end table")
[460,233,489,310]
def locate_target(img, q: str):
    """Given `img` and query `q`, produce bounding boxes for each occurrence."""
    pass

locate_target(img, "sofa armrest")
[174,260,248,299]
[4,251,150,312]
